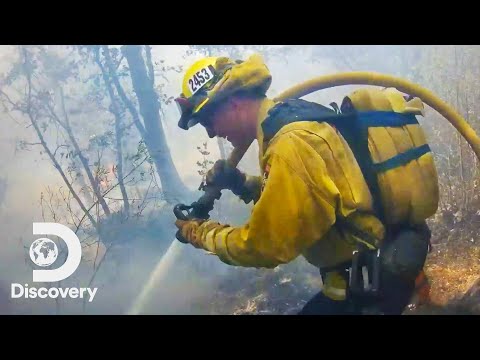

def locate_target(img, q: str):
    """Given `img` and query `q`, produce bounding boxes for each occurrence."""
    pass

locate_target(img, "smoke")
[0,60,62,312]
[0,45,461,315]
[0,45,373,314]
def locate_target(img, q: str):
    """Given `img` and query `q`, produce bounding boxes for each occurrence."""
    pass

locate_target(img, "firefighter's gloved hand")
[175,219,205,249]
[237,175,262,204]
[206,159,246,193]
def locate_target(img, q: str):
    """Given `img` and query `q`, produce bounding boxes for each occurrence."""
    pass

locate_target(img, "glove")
[239,175,262,204]
[205,159,246,193]
[205,160,261,203]
[175,219,205,249]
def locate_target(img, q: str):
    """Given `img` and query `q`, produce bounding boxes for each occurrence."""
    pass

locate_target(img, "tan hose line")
[228,71,480,166]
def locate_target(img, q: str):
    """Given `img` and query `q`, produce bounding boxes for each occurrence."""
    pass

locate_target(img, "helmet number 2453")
[188,67,214,95]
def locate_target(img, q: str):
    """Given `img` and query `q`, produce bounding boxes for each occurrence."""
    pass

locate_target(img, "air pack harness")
[261,98,432,306]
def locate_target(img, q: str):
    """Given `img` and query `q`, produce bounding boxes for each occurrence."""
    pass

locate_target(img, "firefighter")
[173,54,437,314]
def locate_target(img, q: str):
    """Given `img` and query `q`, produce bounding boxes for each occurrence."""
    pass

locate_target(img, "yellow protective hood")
[210,54,272,101]
[183,54,272,128]
[187,54,272,128]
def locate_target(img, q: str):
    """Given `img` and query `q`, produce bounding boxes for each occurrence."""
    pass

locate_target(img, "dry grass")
[206,222,480,315]
[424,242,480,305]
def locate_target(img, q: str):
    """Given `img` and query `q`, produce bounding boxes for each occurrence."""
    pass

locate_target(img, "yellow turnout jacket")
[194,98,386,270]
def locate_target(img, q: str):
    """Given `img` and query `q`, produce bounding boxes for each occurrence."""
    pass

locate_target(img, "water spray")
[126,144,249,315]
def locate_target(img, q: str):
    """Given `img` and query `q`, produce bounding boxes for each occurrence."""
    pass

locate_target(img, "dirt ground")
[426,243,480,304]
[214,240,480,316]
[408,242,480,314]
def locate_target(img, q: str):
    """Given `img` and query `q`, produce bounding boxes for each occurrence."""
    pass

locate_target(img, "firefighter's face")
[201,97,255,148]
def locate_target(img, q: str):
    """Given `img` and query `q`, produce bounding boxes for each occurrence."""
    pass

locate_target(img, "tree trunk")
[100,46,146,139]
[114,112,130,214]
[95,47,130,214]
[122,45,188,202]
[70,158,94,205]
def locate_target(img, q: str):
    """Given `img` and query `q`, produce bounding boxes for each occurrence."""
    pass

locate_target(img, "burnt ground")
[203,211,480,315]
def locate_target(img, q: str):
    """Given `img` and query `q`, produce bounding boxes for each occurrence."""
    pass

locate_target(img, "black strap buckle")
[348,249,381,299]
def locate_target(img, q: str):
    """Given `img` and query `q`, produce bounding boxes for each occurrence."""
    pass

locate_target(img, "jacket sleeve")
[194,140,340,268]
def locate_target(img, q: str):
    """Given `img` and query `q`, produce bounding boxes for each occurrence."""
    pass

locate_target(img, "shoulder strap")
[262,99,344,140]
[262,99,385,221]
[262,99,431,226]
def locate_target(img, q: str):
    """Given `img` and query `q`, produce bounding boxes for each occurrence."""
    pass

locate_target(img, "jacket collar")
[255,98,277,166]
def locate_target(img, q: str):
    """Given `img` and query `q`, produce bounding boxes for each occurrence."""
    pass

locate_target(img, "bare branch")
[75,155,149,233]
[103,196,159,201]
[96,46,146,138]
[52,144,69,157]
[0,89,20,110]
[47,86,111,216]
[135,175,154,215]
[115,55,125,71]
[96,45,130,214]
[119,119,137,133]
[20,48,98,230]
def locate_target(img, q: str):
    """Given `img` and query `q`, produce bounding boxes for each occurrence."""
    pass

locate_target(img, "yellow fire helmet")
[175,54,272,130]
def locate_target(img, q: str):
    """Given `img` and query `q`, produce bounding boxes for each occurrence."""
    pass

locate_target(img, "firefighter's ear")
[229,96,242,109]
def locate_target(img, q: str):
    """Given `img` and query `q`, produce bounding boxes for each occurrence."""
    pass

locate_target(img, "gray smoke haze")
[0,45,471,315]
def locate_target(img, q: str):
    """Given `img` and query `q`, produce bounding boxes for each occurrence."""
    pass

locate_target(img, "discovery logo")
[11,223,98,303]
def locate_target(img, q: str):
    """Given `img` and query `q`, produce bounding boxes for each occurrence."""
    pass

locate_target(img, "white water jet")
[127,239,184,315]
